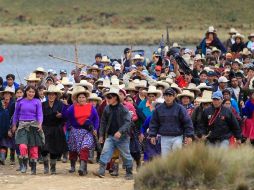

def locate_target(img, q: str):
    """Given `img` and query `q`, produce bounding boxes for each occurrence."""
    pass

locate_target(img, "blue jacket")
[3,81,19,91]
[242,100,254,119]
[149,102,194,137]
[199,37,226,55]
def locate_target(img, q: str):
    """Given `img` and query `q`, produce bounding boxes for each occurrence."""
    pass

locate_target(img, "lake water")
[0,44,195,83]
[0,44,158,83]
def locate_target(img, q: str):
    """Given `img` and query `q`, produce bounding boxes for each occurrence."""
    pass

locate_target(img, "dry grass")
[0,0,254,44]
[134,143,254,190]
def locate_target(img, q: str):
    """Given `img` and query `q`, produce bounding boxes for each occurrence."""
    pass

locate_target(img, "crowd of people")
[0,26,254,180]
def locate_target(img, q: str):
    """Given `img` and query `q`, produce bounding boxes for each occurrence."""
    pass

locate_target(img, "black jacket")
[200,105,241,141]
[99,103,131,138]
[149,102,194,137]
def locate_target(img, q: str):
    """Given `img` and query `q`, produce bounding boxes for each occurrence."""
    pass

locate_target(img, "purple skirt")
[68,127,94,152]
[0,136,15,149]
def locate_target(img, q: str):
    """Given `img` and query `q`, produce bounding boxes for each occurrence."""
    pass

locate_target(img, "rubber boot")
[78,160,87,176]
[125,167,133,180]
[69,160,76,173]
[62,152,68,163]
[88,149,94,164]
[30,160,37,175]
[0,152,6,165]
[43,156,49,174]
[93,162,106,178]
[10,149,15,165]
[136,159,141,171]
[21,158,28,173]
[110,162,119,177]
[50,159,57,175]
[16,157,23,171]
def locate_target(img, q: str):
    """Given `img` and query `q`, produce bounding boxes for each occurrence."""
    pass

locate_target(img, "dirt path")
[0,161,134,190]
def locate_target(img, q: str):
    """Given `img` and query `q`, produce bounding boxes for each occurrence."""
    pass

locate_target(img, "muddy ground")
[0,160,134,190]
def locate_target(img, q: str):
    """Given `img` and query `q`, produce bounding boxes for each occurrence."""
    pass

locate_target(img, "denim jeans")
[99,135,133,168]
[207,139,229,148]
[161,136,183,157]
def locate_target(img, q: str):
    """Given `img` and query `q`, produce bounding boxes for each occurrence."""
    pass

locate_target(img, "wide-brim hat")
[44,85,63,96]
[233,33,244,41]
[155,81,170,89]
[240,48,252,56]
[24,73,41,82]
[124,82,138,92]
[135,80,148,89]
[98,79,111,89]
[142,86,162,98]
[194,54,205,62]
[228,28,237,35]
[197,83,212,91]
[88,93,102,104]
[184,83,201,95]
[103,86,121,99]
[206,26,216,34]
[248,33,254,40]
[87,65,101,73]
[72,86,90,100]
[75,80,93,92]
[170,83,182,94]
[195,90,213,103]
[61,77,73,86]
[132,54,144,61]
[94,78,104,86]
[0,87,15,96]
[33,67,47,75]
[162,77,174,85]
[101,56,110,63]
[177,90,195,101]
[211,47,221,54]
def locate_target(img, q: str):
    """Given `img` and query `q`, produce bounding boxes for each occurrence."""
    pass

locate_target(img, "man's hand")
[99,137,104,144]
[138,134,144,143]
[150,137,156,145]
[114,131,121,139]
[56,111,62,118]
[184,137,192,145]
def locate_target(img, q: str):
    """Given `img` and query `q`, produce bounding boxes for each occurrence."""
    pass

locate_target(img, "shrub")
[135,143,254,190]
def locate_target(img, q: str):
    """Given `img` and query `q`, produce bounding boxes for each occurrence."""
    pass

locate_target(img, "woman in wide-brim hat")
[41,85,67,174]
[88,93,102,107]
[138,86,161,118]
[0,86,16,165]
[199,26,226,55]
[87,65,101,79]
[24,73,41,87]
[177,90,195,116]
[62,85,99,176]
[231,33,245,53]
[184,83,201,97]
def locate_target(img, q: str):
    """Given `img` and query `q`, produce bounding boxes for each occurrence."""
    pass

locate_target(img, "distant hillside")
[0,0,253,44]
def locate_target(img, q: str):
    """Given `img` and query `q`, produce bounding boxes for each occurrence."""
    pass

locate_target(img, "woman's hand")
[11,125,17,133]
[38,124,43,132]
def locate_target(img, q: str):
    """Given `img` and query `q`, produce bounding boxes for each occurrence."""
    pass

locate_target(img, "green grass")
[0,0,254,44]
[135,143,254,190]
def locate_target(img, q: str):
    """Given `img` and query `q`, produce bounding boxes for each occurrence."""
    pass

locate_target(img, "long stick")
[16,68,22,84]
[49,54,88,68]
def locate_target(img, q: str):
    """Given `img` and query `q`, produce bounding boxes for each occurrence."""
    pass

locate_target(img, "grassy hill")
[0,0,254,44]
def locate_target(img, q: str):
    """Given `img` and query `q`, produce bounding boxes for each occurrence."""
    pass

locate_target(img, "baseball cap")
[212,91,223,100]
[155,66,162,71]
[164,87,176,96]
[218,76,229,83]
[60,69,67,74]
[114,63,121,71]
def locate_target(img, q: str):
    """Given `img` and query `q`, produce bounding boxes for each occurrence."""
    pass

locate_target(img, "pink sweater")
[12,98,43,126]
